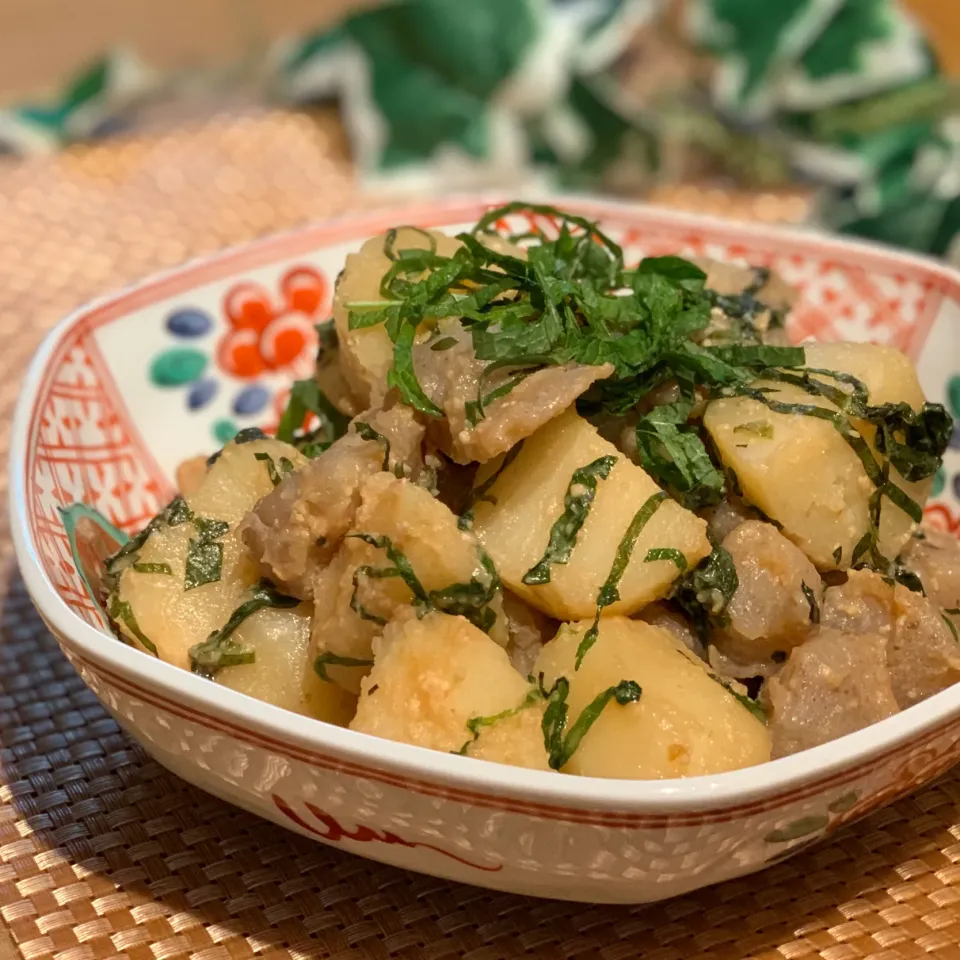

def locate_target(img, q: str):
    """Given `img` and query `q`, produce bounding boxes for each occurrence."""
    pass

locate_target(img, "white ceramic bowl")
[11,196,960,904]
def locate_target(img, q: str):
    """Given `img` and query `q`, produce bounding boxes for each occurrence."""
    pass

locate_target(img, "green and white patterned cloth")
[2,0,958,256]
[685,0,959,254]
[0,49,154,155]
[271,0,959,256]
[272,0,656,192]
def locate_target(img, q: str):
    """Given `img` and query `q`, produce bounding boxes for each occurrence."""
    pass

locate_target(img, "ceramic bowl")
[11,196,960,905]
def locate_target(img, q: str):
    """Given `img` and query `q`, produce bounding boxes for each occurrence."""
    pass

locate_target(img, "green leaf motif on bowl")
[57,503,128,616]
[764,814,830,844]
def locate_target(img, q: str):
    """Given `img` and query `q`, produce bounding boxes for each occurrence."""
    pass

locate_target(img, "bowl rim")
[12,191,960,818]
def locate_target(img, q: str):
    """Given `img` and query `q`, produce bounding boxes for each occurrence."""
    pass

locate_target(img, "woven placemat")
[3,109,960,960]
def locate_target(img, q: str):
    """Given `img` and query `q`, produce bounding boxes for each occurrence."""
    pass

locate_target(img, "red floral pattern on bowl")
[216,266,327,381]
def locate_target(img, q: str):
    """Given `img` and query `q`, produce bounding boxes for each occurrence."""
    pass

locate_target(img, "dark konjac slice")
[891,585,960,707]
[315,328,364,418]
[820,569,892,635]
[701,497,755,544]
[902,525,960,610]
[712,520,822,668]
[639,602,705,660]
[452,362,614,464]
[766,627,900,759]
[412,319,613,464]
[500,590,556,677]
[239,405,424,599]
[822,568,960,709]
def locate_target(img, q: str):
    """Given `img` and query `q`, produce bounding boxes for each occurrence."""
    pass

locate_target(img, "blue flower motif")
[166,307,213,339]
[233,384,271,417]
[187,378,218,411]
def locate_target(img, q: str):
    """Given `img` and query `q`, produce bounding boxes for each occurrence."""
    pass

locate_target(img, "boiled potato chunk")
[311,472,507,693]
[534,617,771,779]
[315,322,364,417]
[114,436,307,668]
[309,548,381,693]
[466,706,550,770]
[189,437,308,525]
[704,342,930,570]
[116,518,255,670]
[705,383,869,571]
[350,610,549,769]
[806,342,932,561]
[333,228,462,408]
[114,436,353,722]
[218,605,357,724]
[805,342,925,410]
[175,455,209,497]
[472,408,710,620]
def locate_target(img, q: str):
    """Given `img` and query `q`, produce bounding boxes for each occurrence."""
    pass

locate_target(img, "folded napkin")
[274,0,959,256]
[2,0,956,256]
[0,49,154,155]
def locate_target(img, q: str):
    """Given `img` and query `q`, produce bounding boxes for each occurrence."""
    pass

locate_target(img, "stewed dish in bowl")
[101,202,958,778]
[13,198,960,902]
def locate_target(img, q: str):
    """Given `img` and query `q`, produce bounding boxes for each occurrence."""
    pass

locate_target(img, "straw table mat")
[3,109,960,960]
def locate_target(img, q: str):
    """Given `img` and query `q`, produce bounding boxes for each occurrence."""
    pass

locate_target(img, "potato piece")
[704,343,931,570]
[311,473,506,692]
[472,408,710,620]
[695,258,796,313]
[217,605,357,724]
[115,521,254,670]
[805,342,925,410]
[309,548,381,692]
[189,438,309,524]
[350,611,549,769]
[806,342,932,561]
[693,258,796,342]
[176,455,209,497]
[114,437,354,723]
[468,706,550,770]
[534,617,771,779]
[705,383,865,569]
[113,437,307,669]
[333,228,462,407]
[193,437,308,527]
